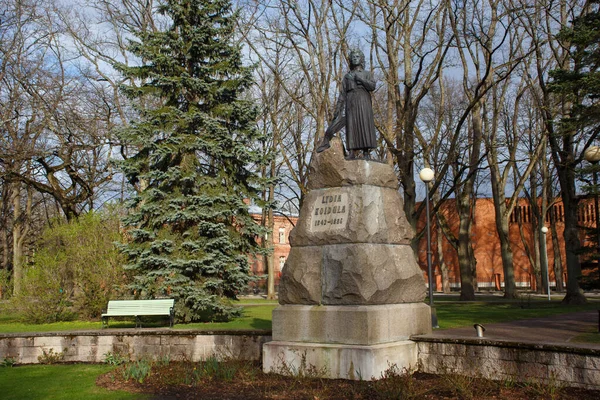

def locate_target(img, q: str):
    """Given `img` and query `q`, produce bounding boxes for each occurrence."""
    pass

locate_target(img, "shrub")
[14,256,76,323]
[13,209,127,323]
[103,351,130,366]
[1,357,17,367]
[38,348,65,365]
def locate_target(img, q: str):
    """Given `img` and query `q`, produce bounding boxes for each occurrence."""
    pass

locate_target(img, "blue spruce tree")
[115,0,270,322]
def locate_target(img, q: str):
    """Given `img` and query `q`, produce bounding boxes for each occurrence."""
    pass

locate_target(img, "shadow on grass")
[248,318,271,331]
[572,329,600,344]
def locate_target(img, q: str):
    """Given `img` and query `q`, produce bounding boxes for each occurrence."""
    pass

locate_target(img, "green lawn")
[236,298,279,304]
[433,300,600,329]
[0,364,146,400]
[175,303,275,331]
[0,296,598,333]
[0,302,277,333]
[572,330,600,344]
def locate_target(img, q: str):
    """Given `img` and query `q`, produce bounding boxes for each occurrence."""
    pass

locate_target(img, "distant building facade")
[249,214,292,291]
[249,197,598,292]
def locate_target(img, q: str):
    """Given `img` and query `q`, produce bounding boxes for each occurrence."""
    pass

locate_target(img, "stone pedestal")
[264,137,432,379]
[263,339,419,381]
[263,303,431,379]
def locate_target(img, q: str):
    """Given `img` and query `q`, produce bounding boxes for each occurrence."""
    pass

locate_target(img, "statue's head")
[348,49,365,69]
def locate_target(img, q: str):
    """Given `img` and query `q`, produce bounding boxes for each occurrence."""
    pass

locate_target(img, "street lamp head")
[541,226,548,234]
[419,168,435,183]
[584,146,600,163]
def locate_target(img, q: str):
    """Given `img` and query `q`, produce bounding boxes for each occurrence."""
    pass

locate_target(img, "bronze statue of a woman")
[317,49,377,159]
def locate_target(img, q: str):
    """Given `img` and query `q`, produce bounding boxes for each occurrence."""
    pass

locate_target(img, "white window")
[279,227,286,244]
[279,256,286,270]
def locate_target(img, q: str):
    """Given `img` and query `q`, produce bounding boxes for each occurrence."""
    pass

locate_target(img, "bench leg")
[102,317,108,329]
[135,316,142,328]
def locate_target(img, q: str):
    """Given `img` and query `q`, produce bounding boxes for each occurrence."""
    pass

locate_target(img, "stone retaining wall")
[0,330,270,364]
[3,331,599,390]
[413,337,600,390]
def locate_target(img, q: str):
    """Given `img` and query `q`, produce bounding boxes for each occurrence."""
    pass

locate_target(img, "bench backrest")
[106,299,174,315]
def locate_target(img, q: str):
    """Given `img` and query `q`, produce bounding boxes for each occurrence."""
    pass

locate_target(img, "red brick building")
[414,198,565,291]
[250,198,598,293]
[249,214,293,291]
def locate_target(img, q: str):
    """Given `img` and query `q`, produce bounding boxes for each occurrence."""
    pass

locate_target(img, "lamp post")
[419,167,438,328]
[540,226,551,301]
[584,146,600,287]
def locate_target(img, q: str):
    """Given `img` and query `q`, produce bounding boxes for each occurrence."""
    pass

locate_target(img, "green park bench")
[101,299,175,328]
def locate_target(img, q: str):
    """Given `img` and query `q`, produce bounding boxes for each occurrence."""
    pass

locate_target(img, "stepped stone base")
[263,304,431,380]
[263,340,419,380]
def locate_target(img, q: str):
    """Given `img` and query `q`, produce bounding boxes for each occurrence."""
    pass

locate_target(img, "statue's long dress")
[343,70,377,150]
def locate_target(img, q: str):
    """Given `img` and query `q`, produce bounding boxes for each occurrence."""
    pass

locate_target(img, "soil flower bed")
[97,358,600,399]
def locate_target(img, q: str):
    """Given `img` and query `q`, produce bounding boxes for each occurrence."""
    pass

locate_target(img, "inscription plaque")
[310,191,349,232]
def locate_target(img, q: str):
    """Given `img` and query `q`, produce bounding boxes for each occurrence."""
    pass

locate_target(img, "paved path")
[422,310,600,348]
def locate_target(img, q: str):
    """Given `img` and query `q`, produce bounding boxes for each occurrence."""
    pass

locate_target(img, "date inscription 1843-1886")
[310,192,349,232]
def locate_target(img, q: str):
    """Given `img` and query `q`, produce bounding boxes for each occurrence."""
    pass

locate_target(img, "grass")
[0,295,598,334]
[0,302,277,333]
[0,364,147,400]
[175,303,275,331]
[572,330,600,344]
[432,298,600,329]
[235,297,279,304]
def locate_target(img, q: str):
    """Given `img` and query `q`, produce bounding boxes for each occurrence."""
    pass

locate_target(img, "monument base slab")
[264,304,431,380]
[262,340,419,380]
[272,303,431,345]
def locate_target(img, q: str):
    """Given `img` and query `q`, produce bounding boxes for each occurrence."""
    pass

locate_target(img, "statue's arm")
[355,71,376,92]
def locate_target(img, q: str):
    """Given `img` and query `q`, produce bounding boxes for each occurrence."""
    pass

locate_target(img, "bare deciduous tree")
[518,0,590,304]
[359,0,451,231]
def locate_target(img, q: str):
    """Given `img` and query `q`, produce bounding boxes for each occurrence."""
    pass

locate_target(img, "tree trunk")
[266,249,275,299]
[266,181,276,300]
[0,204,8,298]
[551,222,564,292]
[0,227,7,299]
[530,155,543,294]
[562,190,587,304]
[1,184,10,276]
[489,155,518,298]
[436,208,460,294]
[12,184,23,296]
[497,215,518,298]
[535,227,546,294]
[436,220,451,293]
[457,192,475,300]
[546,116,586,304]
[456,101,483,301]
[0,229,8,273]
[259,156,276,300]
